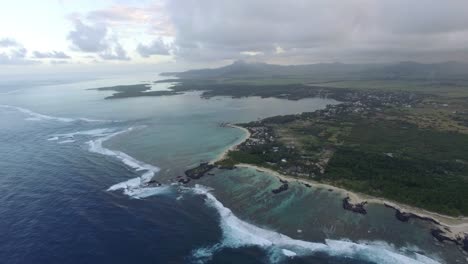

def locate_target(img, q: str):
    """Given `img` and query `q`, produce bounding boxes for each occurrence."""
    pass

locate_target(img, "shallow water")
[0,73,465,263]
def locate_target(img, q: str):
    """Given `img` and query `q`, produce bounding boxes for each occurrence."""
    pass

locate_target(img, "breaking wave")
[0,104,115,123]
[189,185,442,264]
[54,128,116,138]
[58,139,75,144]
[84,127,167,199]
[49,126,169,199]
[47,125,443,264]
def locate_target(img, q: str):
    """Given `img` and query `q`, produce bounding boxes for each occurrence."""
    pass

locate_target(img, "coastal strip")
[236,163,468,250]
[212,124,251,164]
[217,125,468,251]
[178,124,251,184]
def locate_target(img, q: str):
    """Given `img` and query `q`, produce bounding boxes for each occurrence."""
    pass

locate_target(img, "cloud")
[67,18,131,61]
[137,38,170,57]
[163,0,468,63]
[0,38,20,48]
[50,60,70,65]
[33,51,71,59]
[87,5,151,24]
[99,42,130,61]
[85,4,173,36]
[0,39,38,65]
[68,19,109,52]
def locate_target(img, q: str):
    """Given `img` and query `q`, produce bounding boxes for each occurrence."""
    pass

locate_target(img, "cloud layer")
[67,18,131,61]
[137,38,170,57]
[0,38,38,65]
[4,0,468,66]
[163,0,468,63]
[33,51,71,59]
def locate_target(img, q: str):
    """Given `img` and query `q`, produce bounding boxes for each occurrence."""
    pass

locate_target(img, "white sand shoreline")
[213,124,468,241]
[212,124,251,163]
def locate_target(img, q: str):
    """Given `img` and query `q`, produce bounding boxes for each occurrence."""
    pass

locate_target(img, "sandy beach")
[215,124,468,242]
[212,124,251,163]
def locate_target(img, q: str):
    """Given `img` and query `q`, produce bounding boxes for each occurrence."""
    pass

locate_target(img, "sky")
[1,0,468,73]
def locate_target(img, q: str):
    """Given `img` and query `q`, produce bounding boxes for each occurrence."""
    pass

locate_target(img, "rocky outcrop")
[343,197,367,215]
[463,235,468,251]
[395,210,412,222]
[385,204,440,225]
[185,162,215,179]
[384,204,468,253]
[431,229,457,244]
[431,228,468,252]
[146,180,162,187]
[272,179,289,194]
[272,183,289,194]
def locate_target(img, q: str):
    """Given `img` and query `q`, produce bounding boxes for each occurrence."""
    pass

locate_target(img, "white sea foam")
[84,126,166,199]
[58,139,75,144]
[0,88,24,95]
[54,128,116,139]
[0,104,114,123]
[190,185,442,264]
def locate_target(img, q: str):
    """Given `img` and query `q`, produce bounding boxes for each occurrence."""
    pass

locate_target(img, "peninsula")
[159,61,468,252]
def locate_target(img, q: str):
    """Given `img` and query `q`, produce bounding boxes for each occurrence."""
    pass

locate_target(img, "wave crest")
[190,184,441,264]
[0,104,115,123]
[84,126,168,199]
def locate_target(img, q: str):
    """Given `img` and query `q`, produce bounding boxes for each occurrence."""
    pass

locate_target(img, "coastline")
[237,163,468,243]
[214,123,468,243]
[212,124,251,164]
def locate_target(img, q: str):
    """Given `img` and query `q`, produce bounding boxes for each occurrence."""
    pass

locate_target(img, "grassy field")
[323,118,468,216]
[316,79,468,97]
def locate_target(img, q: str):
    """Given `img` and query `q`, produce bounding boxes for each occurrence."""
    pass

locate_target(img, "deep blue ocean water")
[0,73,465,264]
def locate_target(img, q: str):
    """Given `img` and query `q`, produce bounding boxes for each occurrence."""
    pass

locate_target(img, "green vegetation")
[322,119,468,216]
[227,105,468,216]
[90,84,181,99]
[97,61,468,215]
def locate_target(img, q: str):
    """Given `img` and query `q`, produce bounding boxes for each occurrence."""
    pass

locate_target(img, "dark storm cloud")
[33,51,71,59]
[136,38,170,57]
[163,0,468,63]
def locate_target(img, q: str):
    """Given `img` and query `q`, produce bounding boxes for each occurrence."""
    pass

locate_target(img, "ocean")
[0,72,465,264]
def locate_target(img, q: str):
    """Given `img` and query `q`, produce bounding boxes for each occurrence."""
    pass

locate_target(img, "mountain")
[162,61,468,81]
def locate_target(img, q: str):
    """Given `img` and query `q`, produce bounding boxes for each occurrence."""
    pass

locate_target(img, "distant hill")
[162,61,468,82]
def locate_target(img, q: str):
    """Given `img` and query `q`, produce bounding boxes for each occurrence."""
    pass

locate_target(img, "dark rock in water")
[431,229,468,252]
[385,204,440,225]
[178,177,191,184]
[207,173,215,176]
[342,197,367,215]
[272,183,288,194]
[279,179,288,184]
[431,229,455,243]
[304,183,311,188]
[328,189,333,192]
[395,210,412,222]
[146,180,162,187]
[185,162,215,179]
[463,235,468,251]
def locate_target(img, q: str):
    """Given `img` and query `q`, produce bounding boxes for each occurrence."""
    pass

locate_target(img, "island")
[90,84,181,99]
